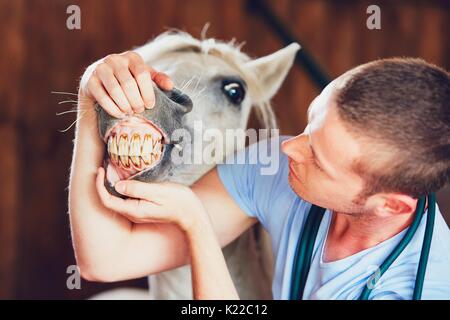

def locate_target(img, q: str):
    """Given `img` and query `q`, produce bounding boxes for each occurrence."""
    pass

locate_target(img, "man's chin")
[288,173,326,208]
[288,173,309,201]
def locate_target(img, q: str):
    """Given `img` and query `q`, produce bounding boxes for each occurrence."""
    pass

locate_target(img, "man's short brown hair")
[336,58,450,199]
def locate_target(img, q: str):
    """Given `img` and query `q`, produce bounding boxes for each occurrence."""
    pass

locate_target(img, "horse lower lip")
[104,147,164,184]
[107,151,163,171]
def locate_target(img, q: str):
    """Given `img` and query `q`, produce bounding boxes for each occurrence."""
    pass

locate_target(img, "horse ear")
[244,43,300,103]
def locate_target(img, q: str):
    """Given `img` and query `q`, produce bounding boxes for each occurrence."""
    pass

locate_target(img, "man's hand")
[96,167,208,233]
[79,51,173,119]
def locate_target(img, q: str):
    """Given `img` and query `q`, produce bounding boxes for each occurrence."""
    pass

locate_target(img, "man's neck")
[323,210,415,263]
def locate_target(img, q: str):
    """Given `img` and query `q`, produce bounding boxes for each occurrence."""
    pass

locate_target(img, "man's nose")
[281,134,308,163]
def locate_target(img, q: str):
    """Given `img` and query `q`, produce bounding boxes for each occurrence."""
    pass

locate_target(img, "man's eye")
[222,80,246,105]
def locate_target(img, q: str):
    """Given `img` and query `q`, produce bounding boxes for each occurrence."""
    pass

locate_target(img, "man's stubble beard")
[287,173,370,218]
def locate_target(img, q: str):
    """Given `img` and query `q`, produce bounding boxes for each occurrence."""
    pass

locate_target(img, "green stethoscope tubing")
[289,193,436,300]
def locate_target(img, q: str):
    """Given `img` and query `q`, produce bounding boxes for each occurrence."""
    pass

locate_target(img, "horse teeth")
[108,136,118,155]
[130,156,141,168]
[118,135,128,156]
[142,155,151,165]
[106,136,119,165]
[142,134,153,155]
[107,137,112,153]
[129,134,141,156]
[120,155,130,167]
[107,132,162,169]
[154,140,161,153]
[111,153,119,165]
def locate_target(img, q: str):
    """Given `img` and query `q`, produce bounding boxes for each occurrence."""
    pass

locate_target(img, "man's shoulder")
[431,206,450,262]
[382,206,450,299]
[401,206,450,271]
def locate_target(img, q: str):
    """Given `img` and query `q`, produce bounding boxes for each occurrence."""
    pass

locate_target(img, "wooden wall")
[0,0,448,299]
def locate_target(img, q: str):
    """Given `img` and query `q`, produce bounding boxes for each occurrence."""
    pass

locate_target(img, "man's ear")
[371,193,418,217]
[244,43,300,103]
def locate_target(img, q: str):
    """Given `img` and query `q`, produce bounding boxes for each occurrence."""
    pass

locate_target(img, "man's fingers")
[86,51,175,118]
[155,73,174,91]
[96,167,125,210]
[113,180,166,203]
[87,76,124,119]
[148,66,174,91]
[125,51,144,65]
[95,63,132,114]
[114,67,145,113]
[96,168,165,222]
[130,63,156,109]
[120,51,157,110]
[96,167,145,214]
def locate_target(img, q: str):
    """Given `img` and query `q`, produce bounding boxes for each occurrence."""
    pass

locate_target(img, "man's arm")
[93,164,243,299]
[188,213,240,300]
[69,52,257,282]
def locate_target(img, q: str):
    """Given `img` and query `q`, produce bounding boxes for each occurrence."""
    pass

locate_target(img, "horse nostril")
[166,88,193,114]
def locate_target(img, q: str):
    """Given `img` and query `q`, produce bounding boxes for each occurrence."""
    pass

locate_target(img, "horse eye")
[222,80,246,105]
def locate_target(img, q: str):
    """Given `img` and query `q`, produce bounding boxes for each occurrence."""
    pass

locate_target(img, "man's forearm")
[68,99,133,280]
[188,214,239,300]
[69,97,191,282]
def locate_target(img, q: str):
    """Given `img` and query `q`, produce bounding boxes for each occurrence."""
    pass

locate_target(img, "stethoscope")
[289,193,436,300]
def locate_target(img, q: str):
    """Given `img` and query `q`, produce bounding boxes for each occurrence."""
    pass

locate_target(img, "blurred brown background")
[0,0,448,299]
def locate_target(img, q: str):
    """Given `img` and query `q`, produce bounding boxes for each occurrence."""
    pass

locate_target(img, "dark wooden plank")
[0,0,27,299]
[0,0,26,122]
[0,124,20,299]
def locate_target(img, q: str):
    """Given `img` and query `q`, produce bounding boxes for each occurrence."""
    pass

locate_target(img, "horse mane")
[134,30,277,130]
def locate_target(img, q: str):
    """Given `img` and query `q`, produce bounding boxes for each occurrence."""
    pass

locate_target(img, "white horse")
[89,31,300,300]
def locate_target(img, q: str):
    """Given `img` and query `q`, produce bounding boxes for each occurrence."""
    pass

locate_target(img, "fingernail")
[166,79,174,90]
[115,182,125,193]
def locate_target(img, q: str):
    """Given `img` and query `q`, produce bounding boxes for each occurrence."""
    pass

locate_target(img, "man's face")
[281,79,369,214]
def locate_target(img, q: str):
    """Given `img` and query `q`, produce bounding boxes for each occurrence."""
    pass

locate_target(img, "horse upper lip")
[103,115,167,143]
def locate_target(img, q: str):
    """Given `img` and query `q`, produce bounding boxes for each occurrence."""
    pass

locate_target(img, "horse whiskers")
[179,80,191,92]
[58,113,85,133]
[51,91,78,96]
[192,74,203,93]
[57,109,95,133]
[52,90,95,104]
[178,78,190,92]
[56,108,79,116]
[58,100,78,105]
[180,75,197,92]
[192,86,207,101]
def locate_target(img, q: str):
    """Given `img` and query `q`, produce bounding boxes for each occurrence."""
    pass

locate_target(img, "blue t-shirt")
[217,136,450,300]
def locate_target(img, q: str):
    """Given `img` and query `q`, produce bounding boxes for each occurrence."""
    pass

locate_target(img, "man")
[70,52,450,299]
